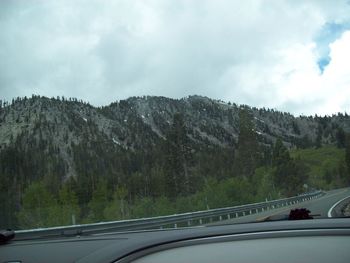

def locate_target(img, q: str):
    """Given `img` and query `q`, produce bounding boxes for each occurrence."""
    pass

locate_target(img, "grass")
[291,145,345,190]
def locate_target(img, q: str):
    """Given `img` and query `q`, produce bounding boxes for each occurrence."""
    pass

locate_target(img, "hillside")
[291,146,346,190]
[1,95,349,160]
[1,95,350,229]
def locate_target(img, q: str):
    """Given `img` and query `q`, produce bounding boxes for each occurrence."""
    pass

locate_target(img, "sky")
[1,0,350,116]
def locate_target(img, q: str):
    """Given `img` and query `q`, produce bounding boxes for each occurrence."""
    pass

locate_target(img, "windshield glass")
[1,0,350,235]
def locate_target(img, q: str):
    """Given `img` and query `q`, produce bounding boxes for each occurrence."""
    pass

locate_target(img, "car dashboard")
[1,218,350,263]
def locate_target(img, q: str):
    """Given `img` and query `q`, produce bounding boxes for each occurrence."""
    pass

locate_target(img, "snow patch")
[254,117,265,123]
[141,115,145,119]
[82,117,87,122]
[112,138,120,145]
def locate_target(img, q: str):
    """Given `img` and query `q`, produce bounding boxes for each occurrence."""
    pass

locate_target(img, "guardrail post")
[219,215,222,221]
[243,211,246,216]
[235,212,238,218]
[227,214,231,219]
[255,208,258,213]
[199,218,203,225]
[187,220,191,226]
[174,223,177,228]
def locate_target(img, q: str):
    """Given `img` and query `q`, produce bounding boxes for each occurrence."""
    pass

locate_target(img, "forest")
[1,104,350,230]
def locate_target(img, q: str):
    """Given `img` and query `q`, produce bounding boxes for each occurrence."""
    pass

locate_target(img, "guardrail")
[15,191,324,239]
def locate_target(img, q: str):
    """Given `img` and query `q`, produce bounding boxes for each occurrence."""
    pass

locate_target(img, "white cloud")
[320,31,350,113]
[0,0,350,115]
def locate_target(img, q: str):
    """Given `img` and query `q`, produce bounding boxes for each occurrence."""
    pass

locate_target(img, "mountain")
[1,94,350,229]
[0,95,349,179]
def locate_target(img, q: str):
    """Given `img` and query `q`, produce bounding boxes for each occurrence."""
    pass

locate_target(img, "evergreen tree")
[272,138,290,166]
[272,139,308,196]
[285,157,308,195]
[57,184,81,225]
[87,179,108,222]
[296,135,313,149]
[234,107,259,178]
[336,128,346,148]
[316,126,322,148]
[0,173,17,229]
[163,113,192,199]
[149,164,167,197]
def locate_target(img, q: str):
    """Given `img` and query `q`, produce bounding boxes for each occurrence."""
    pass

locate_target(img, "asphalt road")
[211,187,350,225]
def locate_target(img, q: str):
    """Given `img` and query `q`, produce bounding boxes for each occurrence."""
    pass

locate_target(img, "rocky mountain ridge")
[0,95,349,178]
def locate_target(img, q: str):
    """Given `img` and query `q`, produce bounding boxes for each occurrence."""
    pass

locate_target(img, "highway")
[212,187,350,225]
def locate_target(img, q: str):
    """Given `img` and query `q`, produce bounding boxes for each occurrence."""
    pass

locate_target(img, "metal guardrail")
[15,191,324,239]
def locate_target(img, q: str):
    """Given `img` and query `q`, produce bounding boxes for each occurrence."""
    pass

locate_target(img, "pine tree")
[87,179,108,222]
[234,107,259,178]
[272,139,308,196]
[0,174,17,229]
[316,126,322,148]
[272,138,290,166]
[163,113,192,199]
[336,128,346,148]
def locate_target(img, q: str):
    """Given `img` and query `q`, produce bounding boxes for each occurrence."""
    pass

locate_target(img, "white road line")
[327,195,350,217]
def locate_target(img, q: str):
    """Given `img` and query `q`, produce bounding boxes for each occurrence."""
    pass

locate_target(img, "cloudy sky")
[1,0,350,116]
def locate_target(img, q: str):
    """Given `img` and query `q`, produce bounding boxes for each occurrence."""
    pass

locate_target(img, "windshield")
[1,1,350,235]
